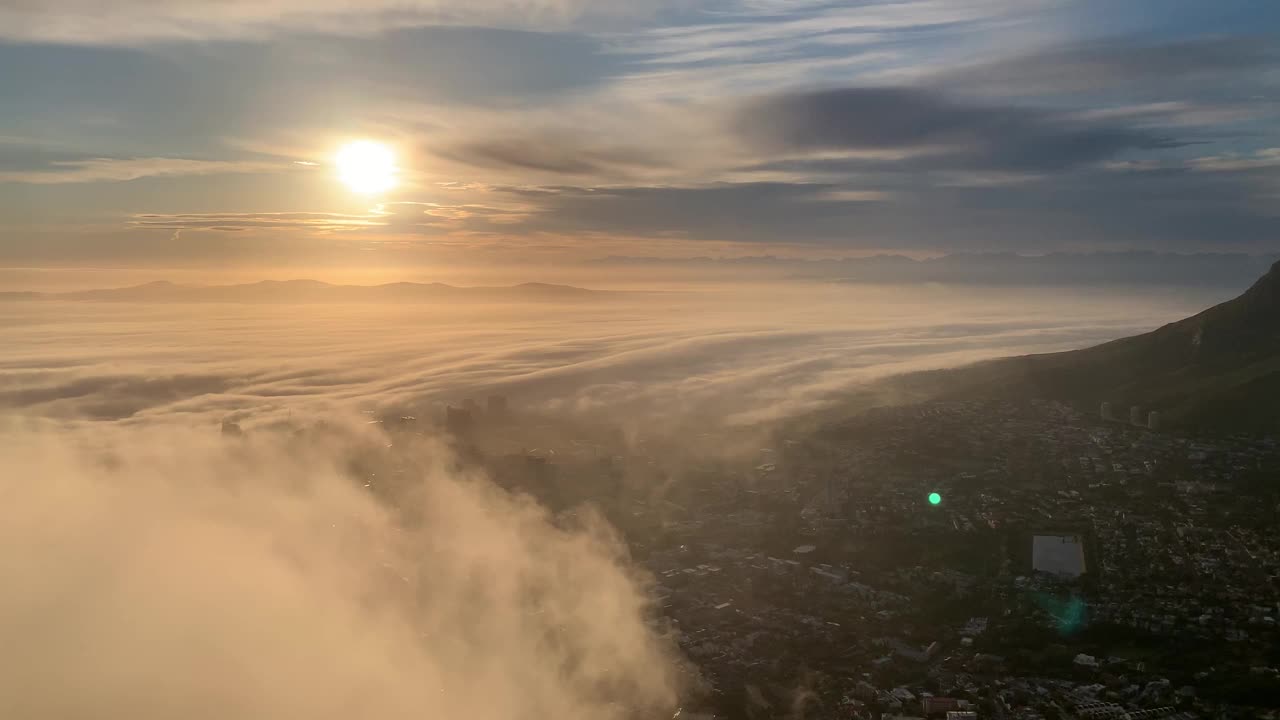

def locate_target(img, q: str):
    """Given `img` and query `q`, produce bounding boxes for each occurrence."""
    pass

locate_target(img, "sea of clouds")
[0,282,1233,429]
[0,280,1233,717]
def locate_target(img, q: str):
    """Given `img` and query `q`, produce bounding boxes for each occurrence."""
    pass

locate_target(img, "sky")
[1,0,1278,272]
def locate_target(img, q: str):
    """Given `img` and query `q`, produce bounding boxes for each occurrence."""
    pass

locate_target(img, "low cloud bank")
[0,283,1234,430]
[0,280,1235,716]
[0,419,681,718]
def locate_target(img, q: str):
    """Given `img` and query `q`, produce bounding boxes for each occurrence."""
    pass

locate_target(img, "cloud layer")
[737,87,1181,171]
[0,279,1240,716]
[0,0,679,44]
[0,283,1234,429]
[2,2,1279,260]
[0,157,293,184]
[0,419,680,718]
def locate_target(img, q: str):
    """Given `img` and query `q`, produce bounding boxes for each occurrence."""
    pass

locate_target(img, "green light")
[928,492,942,505]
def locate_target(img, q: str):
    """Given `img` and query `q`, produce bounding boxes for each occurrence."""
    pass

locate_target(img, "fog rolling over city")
[0,279,1225,716]
[0,419,681,719]
[0,282,1230,431]
[5,0,1280,714]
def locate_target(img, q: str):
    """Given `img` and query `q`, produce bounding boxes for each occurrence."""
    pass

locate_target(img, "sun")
[335,140,398,194]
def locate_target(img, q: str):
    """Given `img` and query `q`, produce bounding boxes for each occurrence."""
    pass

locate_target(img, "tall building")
[1100,402,1113,420]
[1147,410,1161,431]
[1130,405,1143,425]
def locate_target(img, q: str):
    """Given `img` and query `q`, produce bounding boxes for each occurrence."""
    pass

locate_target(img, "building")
[389,415,418,431]
[1129,405,1143,425]
[922,696,963,715]
[885,639,939,663]
[221,420,243,437]
[1147,410,1161,431]
[1100,402,1113,421]
[1074,653,1099,668]
[1032,534,1087,577]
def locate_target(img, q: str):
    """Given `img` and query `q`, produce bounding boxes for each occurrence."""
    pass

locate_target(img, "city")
[333,393,1280,720]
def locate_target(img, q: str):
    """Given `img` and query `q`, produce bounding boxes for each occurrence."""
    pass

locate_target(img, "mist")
[0,281,1235,430]
[0,278,1235,717]
[0,418,682,719]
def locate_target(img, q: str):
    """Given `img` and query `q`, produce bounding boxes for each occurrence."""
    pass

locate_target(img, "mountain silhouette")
[926,260,1280,432]
[0,280,603,304]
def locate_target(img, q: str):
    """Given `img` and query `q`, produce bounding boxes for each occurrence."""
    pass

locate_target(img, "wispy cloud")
[0,0,683,45]
[439,138,669,178]
[129,211,386,233]
[1189,148,1280,172]
[3,1,1280,257]
[128,202,534,235]
[736,86,1183,171]
[0,0,1049,47]
[933,35,1280,98]
[0,157,295,184]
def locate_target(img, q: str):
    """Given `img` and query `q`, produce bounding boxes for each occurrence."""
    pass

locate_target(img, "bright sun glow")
[335,140,398,194]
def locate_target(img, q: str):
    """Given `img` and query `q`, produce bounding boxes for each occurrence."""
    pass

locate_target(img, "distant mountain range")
[909,260,1280,433]
[593,251,1280,288]
[0,279,603,303]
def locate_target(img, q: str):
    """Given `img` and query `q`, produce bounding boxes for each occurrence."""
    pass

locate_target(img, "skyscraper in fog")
[1147,411,1160,431]
[1130,405,1143,425]
[1100,402,1113,420]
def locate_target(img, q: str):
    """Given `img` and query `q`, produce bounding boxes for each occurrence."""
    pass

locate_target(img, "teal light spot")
[928,492,942,505]
[1038,593,1089,635]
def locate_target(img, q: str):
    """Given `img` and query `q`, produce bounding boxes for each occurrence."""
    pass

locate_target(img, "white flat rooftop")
[1032,534,1086,577]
